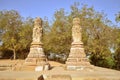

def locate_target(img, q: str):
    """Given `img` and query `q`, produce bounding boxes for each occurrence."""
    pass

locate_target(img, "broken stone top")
[73,18,80,26]
[34,17,42,27]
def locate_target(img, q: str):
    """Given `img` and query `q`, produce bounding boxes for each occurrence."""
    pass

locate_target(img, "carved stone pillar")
[66,18,90,70]
[25,17,47,66]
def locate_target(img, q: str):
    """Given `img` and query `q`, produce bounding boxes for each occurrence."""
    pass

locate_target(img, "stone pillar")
[25,17,47,66]
[66,18,90,70]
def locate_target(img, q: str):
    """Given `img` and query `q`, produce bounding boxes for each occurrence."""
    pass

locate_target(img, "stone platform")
[24,44,48,71]
[0,66,120,80]
[25,46,47,66]
[66,42,91,70]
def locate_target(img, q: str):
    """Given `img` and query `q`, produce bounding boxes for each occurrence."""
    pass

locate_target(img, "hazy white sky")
[0,0,120,25]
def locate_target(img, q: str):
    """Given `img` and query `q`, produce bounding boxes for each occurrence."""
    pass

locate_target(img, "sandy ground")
[0,59,120,80]
[0,59,63,66]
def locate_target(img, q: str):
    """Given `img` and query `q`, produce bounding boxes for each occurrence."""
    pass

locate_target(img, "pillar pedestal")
[66,42,91,70]
[23,17,49,71]
[25,42,47,66]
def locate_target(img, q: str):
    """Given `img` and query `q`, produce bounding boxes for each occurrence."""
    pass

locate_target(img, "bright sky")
[0,0,120,26]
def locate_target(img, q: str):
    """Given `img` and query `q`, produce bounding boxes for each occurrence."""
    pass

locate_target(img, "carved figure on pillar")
[72,18,82,43]
[25,17,48,68]
[66,17,91,70]
[32,17,43,43]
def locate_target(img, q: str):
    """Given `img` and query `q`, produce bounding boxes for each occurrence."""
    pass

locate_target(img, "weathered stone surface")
[72,18,82,43]
[44,64,50,71]
[66,18,91,70]
[32,17,42,43]
[24,17,48,70]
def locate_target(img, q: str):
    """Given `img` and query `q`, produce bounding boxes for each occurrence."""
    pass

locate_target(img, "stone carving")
[25,17,48,69]
[32,17,42,43]
[66,18,90,70]
[72,18,82,43]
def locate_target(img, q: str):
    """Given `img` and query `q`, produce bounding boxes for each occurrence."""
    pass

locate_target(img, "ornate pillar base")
[23,17,50,71]
[25,42,47,66]
[66,42,91,70]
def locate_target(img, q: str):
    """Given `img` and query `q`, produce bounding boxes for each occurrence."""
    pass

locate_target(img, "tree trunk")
[13,49,16,60]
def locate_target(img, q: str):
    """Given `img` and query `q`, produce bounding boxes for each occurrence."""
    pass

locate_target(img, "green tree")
[114,28,120,70]
[43,9,72,54]
[18,17,33,58]
[0,10,22,60]
[42,17,51,54]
